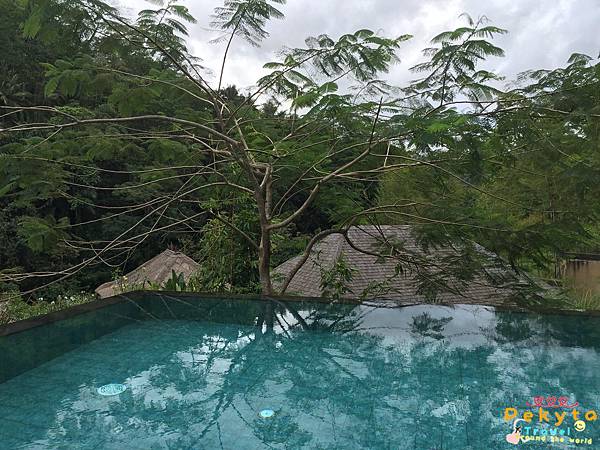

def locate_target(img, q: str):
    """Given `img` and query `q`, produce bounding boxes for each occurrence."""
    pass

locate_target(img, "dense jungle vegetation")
[1,0,599,317]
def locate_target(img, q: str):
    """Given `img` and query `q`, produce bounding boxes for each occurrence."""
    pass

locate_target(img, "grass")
[563,288,600,310]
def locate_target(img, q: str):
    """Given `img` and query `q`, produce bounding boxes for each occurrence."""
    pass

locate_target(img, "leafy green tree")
[1,1,598,306]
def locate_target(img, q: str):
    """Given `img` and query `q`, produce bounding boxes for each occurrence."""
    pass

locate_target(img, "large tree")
[1,1,598,302]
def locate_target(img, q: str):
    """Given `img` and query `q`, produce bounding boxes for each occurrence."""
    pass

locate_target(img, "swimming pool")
[0,293,598,449]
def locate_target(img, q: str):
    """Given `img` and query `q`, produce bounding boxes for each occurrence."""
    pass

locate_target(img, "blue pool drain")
[259,409,275,418]
[97,384,127,396]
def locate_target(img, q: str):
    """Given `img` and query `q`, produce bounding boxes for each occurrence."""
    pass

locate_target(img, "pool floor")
[1,303,599,449]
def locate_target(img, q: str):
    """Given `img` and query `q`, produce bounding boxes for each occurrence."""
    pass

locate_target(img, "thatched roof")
[274,225,520,306]
[95,249,200,298]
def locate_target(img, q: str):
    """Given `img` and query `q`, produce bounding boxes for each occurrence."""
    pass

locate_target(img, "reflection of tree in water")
[462,310,600,449]
[13,299,600,449]
[410,312,453,340]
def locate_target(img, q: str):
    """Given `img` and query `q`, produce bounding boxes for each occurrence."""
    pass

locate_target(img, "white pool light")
[259,409,275,418]
[97,383,127,396]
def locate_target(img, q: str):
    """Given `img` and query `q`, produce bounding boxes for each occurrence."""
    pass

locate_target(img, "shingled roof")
[273,225,520,306]
[95,249,200,298]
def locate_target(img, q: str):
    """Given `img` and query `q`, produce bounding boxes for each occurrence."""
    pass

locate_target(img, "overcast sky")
[126,0,600,93]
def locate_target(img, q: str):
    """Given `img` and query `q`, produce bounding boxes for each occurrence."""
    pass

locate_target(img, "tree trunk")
[257,166,274,295]
[258,226,273,295]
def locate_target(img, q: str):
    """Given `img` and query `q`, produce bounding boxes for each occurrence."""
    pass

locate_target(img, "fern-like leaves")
[211,0,286,47]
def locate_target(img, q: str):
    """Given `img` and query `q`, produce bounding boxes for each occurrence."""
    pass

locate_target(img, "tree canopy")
[1,0,599,305]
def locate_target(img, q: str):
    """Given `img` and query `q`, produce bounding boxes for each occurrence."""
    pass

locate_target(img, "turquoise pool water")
[0,296,599,449]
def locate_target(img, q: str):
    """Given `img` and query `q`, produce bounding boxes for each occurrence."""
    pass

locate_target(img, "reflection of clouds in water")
[351,304,497,349]
[488,346,530,381]
[431,399,471,422]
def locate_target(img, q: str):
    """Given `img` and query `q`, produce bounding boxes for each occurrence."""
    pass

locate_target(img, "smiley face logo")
[574,420,586,432]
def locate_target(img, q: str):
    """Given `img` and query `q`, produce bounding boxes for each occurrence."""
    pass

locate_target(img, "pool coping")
[1,290,599,338]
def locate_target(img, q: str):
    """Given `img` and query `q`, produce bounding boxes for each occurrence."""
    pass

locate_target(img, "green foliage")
[190,196,262,294]
[259,30,410,105]
[318,255,356,300]
[211,0,286,46]
[17,216,69,253]
[43,57,94,98]
[0,0,223,294]
[1,0,599,306]
[162,270,188,291]
[407,14,506,105]
[115,270,195,293]
[0,290,95,325]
